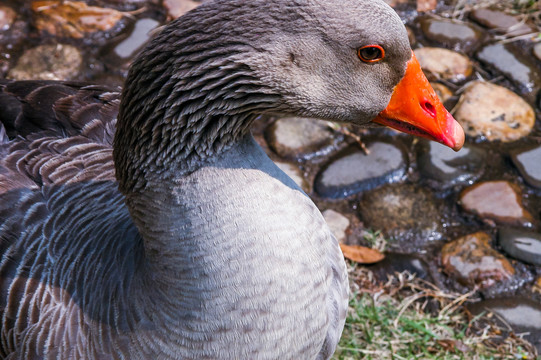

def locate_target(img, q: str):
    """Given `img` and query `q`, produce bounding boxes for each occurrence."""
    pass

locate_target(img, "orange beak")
[373,52,464,151]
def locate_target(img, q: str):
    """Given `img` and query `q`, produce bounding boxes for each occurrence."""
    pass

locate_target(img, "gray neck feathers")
[114,3,285,194]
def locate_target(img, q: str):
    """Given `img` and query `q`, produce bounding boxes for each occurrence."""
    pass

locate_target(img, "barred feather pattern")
[0,133,348,359]
[0,81,144,359]
[0,0,356,357]
[0,67,347,360]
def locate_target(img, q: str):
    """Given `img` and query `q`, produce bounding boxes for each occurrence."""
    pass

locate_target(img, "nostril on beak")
[421,101,436,119]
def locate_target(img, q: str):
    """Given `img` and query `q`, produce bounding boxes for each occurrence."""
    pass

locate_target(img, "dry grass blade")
[333,265,539,360]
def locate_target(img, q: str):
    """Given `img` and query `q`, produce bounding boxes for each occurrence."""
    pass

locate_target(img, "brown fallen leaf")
[32,1,125,38]
[417,0,437,12]
[339,243,384,264]
[436,339,471,353]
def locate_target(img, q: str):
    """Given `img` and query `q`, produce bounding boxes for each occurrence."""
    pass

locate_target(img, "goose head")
[114,0,464,193]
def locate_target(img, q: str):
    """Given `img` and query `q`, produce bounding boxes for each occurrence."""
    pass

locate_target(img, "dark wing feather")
[0,81,142,358]
[0,80,121,193]
[0,80,120,144]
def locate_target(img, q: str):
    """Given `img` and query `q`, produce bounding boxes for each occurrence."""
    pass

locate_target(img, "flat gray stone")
[477,42,541,101]
[499,228,541,266]
[468,297,541,352]
[114,18,159,59]
[511,145,541,188]
[418,17,485,52]
[315,141,407,199]
[265,117,336,160]
[417,140,486,188]
[470,8,535,36]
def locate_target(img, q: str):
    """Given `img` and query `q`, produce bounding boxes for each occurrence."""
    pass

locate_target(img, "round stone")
[418,17,485,52]
[467,298,541,351]
[470,8,535,37]
[430,82,453,103]
[534,43,541,62]
[367,253,433,282]
[275,161,309,192]
[454,81,535,142]
[32,1,126,39]
[417,140,486,188]
[477,42,541,101]
[414,47,473,82]
[511,145,541,189]
[114,18,159,59]
[406,26,416,47]
[7,44,83,81]
[499,228,541,266]
[459,180,534,226]
[164,0,200,20]
[0,5,16,31]
[441,232,515,288]
[265,117,336,160]
[322,209,350,243]
[315,141,407,199]
[359,184,443,246]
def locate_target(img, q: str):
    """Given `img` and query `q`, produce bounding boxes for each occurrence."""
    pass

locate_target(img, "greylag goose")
[0,0,464,358]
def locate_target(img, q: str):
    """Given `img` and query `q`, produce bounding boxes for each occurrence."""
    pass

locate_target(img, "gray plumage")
[0,0,411,358]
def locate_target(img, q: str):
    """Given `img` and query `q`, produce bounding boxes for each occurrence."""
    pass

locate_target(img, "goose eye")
[357,45,385,63]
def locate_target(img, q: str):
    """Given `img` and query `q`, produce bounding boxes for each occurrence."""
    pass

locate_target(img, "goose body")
[0,0,464,359]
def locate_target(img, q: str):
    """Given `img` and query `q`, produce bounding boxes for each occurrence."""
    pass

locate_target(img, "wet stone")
[418,17,485,53]
[0,5,16,31]
[417,140,486,188]
[414,47,473,82]
[275,161,309,192]
[367,253,433,282]
[382,0,409,8]
[416,0,437,13]
[315,141,407,199]
[499,228,541,266]
[534,43,541,62]
[470,8,535,37]
[164,0,200,20]
[265,117,336,160]
[454,81,535,142]
[459,180,534,227]
[406,26,416,47]
[359,184,443,245]
[114,18,159,59]
[511,145,541,189]
[32,1,128,40]
[477,42,541,100]
[430,82,453,103]
[441,232,515,288]
[468,297,541,351]
[322,209,350,243]
[7,44,82,81]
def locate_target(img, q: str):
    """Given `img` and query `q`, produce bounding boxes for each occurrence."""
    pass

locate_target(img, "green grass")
[333,269,539,360]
